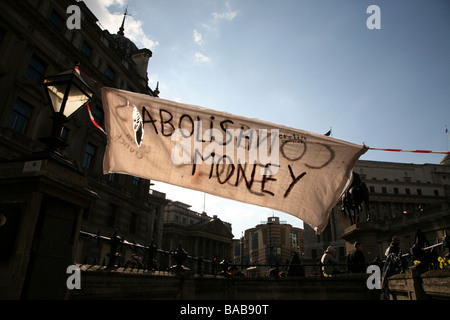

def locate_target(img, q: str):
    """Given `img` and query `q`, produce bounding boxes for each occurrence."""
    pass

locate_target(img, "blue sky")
[83,0,450,237]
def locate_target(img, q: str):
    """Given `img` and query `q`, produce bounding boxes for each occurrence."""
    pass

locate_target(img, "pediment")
[192,218,233,238]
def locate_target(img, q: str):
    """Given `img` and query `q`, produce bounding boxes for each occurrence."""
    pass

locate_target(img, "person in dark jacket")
[349,241,366,273]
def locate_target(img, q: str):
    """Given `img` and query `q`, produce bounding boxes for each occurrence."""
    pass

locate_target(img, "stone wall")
[68,264,380,300]
[387,267,450,300]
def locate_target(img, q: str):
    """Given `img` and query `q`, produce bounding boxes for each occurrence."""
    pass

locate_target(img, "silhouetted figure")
[341,172,370,225]
[287,252,305,277]
[347,241,366,273]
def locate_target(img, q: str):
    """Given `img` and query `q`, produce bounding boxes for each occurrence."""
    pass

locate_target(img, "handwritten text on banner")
[101,87,367,232]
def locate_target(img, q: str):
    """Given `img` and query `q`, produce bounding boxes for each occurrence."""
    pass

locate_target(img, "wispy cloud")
[211,10,238,21]
[191,2,239,64]
[193,29,204,46]
[212,1,239,21]
[194,52,211,64]
[123,17,158,50]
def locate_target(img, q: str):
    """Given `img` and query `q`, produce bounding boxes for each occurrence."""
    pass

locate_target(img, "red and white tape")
[87,103,106,135]
[369,147,450,155]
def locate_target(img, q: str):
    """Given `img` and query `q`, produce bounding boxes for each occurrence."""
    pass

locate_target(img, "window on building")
[49,9,64,30]
[382,187,387,194]
[106,204,118,227]
[83,143,96,169]
[417,189,422,195]
[290,232,298,249]
[108,173,117,182]
[394,188,399,194]
[25,55,47,83]
[105,66,115,81]
[92,106,104,127]
[8,98,33,134]
[251,232,258,250]
[82,207,91,221]
[434,190,440,196]
[405,188,411,195]
[153,216,159,238]
[60,126,69,144]
[81,40,93,58]
[268,247,281,264]
[129,213,138,234]
[323,225,332,243]
[234,242,241,256]
[369,186,375,193]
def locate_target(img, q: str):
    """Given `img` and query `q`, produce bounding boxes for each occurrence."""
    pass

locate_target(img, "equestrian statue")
[341,171,371,225]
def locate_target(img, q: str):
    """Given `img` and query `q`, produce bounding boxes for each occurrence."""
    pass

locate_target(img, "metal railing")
[79,230,228,275]
[78,230,313,277]
[78,230,450,277]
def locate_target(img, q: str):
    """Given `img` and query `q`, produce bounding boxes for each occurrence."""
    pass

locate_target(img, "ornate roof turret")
[117,6,127,36]
[111,7,139,56]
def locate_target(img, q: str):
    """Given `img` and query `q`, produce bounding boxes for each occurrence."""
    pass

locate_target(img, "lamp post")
[41,62,94,151]
[0,63,98,299]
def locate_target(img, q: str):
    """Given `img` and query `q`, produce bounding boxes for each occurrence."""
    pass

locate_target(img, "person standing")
[348,241,366,273]
[321,246,341,276]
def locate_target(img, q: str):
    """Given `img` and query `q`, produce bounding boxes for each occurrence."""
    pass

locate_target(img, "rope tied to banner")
[75,65,107,135]
[86,103,107,135]
[368,147,450,155]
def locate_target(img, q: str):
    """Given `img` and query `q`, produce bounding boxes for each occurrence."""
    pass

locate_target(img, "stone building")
[303,157,450,274]
[0,0,169,269]
[161,201,233,268]
[233,216,304,270]
[0,0,237,273]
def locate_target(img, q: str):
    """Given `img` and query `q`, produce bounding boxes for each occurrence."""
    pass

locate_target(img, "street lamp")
[41,62,94,151]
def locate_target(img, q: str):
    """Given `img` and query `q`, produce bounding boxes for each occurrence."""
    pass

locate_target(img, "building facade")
[161,201,233,268]
[233,216,304,270]
[303,157,450,274]
[0,0,169,267]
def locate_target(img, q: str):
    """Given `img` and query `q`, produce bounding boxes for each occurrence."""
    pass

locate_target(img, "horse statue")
[341,171,370,225]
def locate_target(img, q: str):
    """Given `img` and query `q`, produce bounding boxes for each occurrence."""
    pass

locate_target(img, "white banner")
[102,87,367,232]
